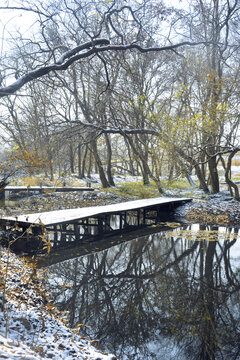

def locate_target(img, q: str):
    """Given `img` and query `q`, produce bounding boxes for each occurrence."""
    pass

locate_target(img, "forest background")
[0,0,239,199]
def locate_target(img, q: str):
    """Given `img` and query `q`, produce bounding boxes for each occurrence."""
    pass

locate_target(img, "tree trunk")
[104,133,115,186]
[124,137,136,176]
[91,140,110,188]
[47,147,54,181]
[142,147,150,185]
[49,159,54,181]
[184,171,196,186]
[208,156,219,194]
[123,133,164,193]
[81,146,88,179]
[224,151,239,200]
[78,144,82,178]
[168,162,174,183]
[87,150,92,178]
[142,161,150,185]
[69,143,74,174]
[194,163,209,193]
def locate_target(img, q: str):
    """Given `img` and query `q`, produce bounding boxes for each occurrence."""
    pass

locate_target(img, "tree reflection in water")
[45,225,240,360]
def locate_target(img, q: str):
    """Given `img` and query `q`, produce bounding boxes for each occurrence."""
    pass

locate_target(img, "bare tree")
[0,0,216,98]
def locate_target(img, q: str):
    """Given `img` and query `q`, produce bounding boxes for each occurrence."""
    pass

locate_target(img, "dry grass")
[17,176,40,186]
[232,159,240,166]
[12,176,63,187]
[10,175,88,188]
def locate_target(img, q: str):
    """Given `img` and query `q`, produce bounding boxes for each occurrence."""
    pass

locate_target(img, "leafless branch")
[0,39,217,98]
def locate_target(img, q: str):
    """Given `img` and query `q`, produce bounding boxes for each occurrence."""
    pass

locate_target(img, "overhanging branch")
[0,39,217,98]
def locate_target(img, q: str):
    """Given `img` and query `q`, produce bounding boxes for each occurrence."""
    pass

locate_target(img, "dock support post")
[143,209,146,224]
[74,224,80,243]
[98,217,103,236]
[0,190,5,201]
[119,213,123,230]
[105,215,111,232]
[53,226,58,246]
[124,211,127,228]
[84,218,89,235]
[157,207,161,223]
[61,224,66,243]
[137,209,140,226]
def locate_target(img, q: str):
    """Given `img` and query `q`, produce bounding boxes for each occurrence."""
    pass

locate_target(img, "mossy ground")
[106,179,190,199]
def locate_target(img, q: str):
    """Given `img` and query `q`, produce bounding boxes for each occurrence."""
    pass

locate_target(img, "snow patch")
[0,249,117,360]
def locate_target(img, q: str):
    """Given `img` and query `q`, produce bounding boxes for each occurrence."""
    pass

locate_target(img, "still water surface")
[44,224,240,360]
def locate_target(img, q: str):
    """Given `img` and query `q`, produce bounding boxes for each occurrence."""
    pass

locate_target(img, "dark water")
[44,224,240,360]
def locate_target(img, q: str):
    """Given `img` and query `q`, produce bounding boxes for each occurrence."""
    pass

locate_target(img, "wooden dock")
[0,197,192,252]
[0,197,191,227]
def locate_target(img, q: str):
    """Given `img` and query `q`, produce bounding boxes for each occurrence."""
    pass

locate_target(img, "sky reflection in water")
[45,224,240,360]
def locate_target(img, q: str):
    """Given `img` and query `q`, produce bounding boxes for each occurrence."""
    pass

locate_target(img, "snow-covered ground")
[0,249,117,360]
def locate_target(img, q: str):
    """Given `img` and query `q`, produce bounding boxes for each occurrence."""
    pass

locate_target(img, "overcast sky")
[0,4,38,57]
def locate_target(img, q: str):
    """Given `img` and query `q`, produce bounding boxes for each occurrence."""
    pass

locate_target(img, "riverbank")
[184,198,240,225]
[175,191,240,225]
[0,249,117,359]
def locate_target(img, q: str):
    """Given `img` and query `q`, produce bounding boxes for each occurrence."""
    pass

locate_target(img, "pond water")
[44,224,240,360]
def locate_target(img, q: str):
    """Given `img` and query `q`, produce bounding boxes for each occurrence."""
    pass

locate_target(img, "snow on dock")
[0,197,192,228]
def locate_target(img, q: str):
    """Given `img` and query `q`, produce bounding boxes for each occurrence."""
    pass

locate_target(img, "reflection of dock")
[36,223,186,268]
[0,185,94,200]
[0,197,192,252]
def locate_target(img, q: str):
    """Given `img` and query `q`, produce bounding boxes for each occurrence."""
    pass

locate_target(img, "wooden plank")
[0,197,191,227]
[4,186,94,192]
